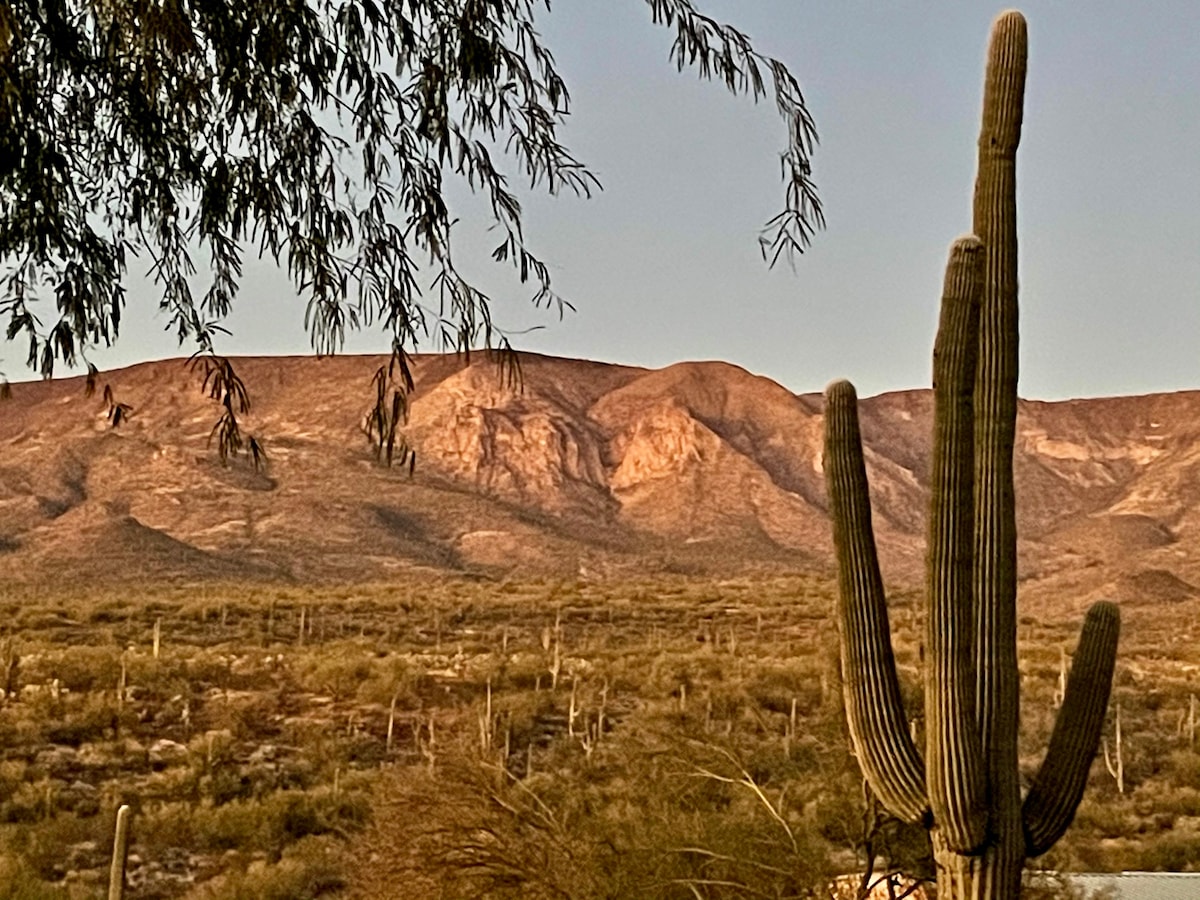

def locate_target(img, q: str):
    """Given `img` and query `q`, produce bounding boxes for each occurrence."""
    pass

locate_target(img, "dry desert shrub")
[347,740,836,900]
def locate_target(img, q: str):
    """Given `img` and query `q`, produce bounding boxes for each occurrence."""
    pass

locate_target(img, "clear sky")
[5,2,1198,400]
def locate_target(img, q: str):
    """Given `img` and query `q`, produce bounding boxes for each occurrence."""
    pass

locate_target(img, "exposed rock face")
[1,353,1199,607]
[407,362,616,517]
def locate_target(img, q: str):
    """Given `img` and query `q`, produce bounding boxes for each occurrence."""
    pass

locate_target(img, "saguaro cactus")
[823,12,1120,898]
[108,803,132,900]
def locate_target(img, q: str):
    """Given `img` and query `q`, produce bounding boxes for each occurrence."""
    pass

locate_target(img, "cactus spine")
[824,12,1120,898]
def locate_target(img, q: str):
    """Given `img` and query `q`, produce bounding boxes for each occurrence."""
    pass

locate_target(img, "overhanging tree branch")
[0,0,821,461]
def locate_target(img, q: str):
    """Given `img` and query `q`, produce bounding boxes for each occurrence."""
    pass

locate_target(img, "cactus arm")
[1022,601,1121,857]
[925,236,988,853]
[824,379,929,825]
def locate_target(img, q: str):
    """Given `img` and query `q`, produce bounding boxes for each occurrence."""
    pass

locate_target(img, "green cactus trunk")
[968,11,1027,896]
[823,12,1120,899]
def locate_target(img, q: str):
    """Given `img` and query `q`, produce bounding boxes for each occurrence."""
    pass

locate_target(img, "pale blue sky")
[5,2,1199,400]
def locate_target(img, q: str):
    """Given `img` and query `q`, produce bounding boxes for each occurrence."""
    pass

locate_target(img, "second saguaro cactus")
[824,12,1120,898]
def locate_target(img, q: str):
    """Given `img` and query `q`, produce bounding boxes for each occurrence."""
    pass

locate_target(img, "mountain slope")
[1,354,1197,609]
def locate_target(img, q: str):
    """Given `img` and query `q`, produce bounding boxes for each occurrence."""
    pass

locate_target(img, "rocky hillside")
[1,353,1198,609]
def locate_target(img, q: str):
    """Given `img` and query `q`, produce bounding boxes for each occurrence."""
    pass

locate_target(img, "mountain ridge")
[1,353,1197,612]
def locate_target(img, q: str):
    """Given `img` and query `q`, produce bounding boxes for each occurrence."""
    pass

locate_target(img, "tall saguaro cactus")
[823,12,1120,898]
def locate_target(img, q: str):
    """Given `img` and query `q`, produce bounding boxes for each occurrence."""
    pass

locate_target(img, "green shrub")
[1135,830,1200,871]
[140,788,371,856]
[181,836,346,900]
[0,856,71,900]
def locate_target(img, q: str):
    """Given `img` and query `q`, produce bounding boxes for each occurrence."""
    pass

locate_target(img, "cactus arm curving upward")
[1022,600,1121,856]
[824,379,929,825]
[925,236,988,853]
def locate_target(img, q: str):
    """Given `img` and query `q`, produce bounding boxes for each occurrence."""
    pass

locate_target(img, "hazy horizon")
[3,2,1197,402]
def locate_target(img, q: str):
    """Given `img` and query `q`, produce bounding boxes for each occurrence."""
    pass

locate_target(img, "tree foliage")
[0,0,822,461]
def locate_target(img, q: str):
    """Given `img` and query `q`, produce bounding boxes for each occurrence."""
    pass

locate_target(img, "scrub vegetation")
[0,575,1189,897]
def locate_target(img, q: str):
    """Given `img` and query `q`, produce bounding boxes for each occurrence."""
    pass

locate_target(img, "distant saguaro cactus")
[823,12,1120,898]
[108,803,132,900]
